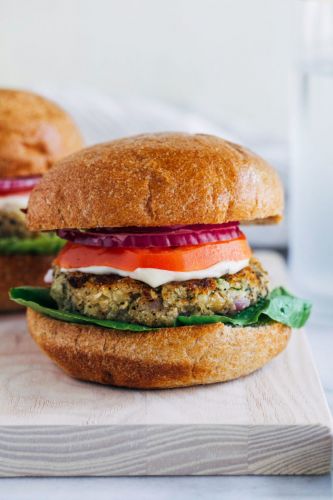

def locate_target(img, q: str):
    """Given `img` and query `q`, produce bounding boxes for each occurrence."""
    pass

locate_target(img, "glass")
[290,0,333,326]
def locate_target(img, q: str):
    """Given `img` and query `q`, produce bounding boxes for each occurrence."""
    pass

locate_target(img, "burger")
[10,133,311,388]
[0,89,84,311]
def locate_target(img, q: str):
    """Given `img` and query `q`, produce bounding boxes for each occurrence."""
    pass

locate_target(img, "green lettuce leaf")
[264,287,312,328]
[177,287,311,329]
[9,286,153,332]
[0,233,65,256]
[9,285,311,332]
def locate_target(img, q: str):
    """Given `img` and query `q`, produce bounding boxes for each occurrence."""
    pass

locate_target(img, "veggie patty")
[50,257,269,327]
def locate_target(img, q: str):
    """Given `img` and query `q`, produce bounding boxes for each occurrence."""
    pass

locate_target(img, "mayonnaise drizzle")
[60,258,250,288]
[0,193,30,211]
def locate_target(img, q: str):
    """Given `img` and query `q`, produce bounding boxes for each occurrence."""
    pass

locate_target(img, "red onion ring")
[57,223,241,248]
[0,175,41,194]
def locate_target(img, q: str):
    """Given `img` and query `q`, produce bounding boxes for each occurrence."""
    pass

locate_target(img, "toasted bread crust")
[0,89,84,177]
[27,133,284,231]
[27,309,291,388]
[0,255,52,312]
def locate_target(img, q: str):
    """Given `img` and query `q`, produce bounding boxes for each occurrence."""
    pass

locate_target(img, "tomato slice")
[55,234,251,272]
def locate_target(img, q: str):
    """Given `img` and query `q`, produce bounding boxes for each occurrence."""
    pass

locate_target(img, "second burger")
[0,89,84,311]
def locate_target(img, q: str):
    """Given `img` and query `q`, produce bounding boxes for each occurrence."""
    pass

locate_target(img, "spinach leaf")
[177,287,311,328]
[264,287,312,328]
[9,286,311,332]
[9,287,153,331]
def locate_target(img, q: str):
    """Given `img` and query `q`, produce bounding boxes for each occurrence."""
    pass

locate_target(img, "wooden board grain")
[0,252,331,476]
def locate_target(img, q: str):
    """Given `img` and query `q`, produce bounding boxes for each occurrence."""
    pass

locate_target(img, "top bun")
[27,133,283,231]
[0,89,84,178]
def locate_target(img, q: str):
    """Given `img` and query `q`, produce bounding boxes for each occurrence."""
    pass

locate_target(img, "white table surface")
[1,309,332,498]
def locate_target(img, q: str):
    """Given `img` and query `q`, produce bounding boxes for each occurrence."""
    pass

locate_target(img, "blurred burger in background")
[0,89,84,311]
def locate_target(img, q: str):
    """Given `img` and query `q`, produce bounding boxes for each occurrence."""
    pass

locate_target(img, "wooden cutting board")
[0,252,331,476]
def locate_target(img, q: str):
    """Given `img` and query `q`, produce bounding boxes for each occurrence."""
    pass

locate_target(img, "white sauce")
[44,268,54,284]
[60,258,250,288]
[0,193,30,211]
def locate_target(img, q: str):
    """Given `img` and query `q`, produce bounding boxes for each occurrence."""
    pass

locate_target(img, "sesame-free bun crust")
[0,89,84,177]
[0,255,53,312]
[27,309,291,389]
[27,133,284,231]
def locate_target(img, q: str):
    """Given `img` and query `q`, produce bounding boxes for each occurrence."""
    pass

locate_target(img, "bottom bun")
[0,255,53,312]
[27,309,291,389]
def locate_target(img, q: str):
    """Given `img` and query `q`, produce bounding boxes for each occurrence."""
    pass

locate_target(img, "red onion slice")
[0,175,41,194]
[57,223,241,248]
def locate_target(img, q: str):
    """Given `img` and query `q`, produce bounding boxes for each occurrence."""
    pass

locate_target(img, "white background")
[0,0,300,142]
